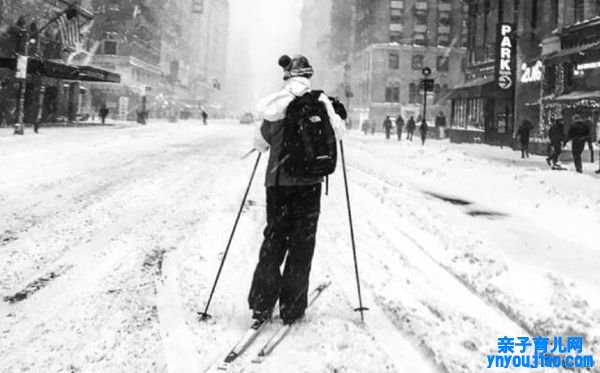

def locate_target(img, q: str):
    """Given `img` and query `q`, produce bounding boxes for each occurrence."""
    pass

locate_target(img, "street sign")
[16,55,28,79]
[420,78,434,91]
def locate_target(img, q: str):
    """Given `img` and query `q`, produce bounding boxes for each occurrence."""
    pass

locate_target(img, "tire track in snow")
[346,164,538,337]
[0,133,237,371]
[318,223,441,373]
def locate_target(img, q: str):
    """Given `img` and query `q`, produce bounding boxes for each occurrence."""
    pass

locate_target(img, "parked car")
[239,112,255,124]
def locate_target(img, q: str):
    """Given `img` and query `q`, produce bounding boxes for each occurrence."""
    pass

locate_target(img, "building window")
[409,83,417,103]
[103,40,117,55]
[390,31,404,43]
[551,0,559,28]
[389,53,400,69]
[437,56,449,71]
[412,55,424,70]
[390,0,404,21]
[574,0,585,22]
[413,32,427,46]
[385,86,400,102]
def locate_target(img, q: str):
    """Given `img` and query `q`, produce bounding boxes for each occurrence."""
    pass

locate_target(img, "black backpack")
[280,90,337,178]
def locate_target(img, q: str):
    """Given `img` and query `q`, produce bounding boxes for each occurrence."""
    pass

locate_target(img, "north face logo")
[309,116,322,123]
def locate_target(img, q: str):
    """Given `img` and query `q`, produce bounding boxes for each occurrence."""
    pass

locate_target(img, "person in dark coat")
[564,115,592,173]
[99,104,109,125]
[406,116,416,141]
[201,110,208,125]
[516,120,534,158]
[249,54,345,324]
[546,118,565,167]
[383,116,392,140]
[361,119,369,135]
[396,114,404,141]
[435,111,447,128]
[419,120,429,145]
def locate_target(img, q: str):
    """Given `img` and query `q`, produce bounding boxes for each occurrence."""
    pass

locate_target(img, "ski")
[251,281,331,364]
[204,318,269,372]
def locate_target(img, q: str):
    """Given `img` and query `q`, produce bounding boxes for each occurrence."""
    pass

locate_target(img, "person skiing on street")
[546,118,565,168]
[419,120,429,145]
[383,116,392,140]
[250,54,345,325]
[395,114,404,141]
[516,120,534,158]
[564,114,592,173]
[406,116,416,141]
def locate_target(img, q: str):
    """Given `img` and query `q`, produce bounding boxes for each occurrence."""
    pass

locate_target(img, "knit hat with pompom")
[278,54,314,80]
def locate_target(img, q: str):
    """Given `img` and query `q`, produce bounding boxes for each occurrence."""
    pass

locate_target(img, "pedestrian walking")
[249,54,345,324]
[435,111,447,138]
[361,119,369,135]
[395,114,404,141]
[383,116,392,140]
[202,110,208,125]
[370,120,376,135]
[406,116,416,141]
[564,114,592,173]
[99,103,109,125]
[516,120,534,158]
[419,120,429,145]
[546,118,565,168]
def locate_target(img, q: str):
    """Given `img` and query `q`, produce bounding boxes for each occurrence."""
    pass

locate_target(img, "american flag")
[56,12,81,51]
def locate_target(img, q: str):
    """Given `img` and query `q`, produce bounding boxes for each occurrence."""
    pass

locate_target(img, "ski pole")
[198,152,262,321]
[339,140,368,322]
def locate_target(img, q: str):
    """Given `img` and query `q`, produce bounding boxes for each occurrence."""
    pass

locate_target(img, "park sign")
[496,23,516,91]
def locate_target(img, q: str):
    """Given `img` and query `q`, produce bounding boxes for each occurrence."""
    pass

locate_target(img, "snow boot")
[252,309,273,323]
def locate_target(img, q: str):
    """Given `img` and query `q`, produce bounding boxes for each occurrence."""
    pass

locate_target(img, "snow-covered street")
[1,120,599,373]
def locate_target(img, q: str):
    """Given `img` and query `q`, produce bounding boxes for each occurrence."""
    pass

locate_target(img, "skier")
[250,54,345,325]
[546,118,565,168]
[395,114,404,141]
[99,103,109,125]
[419,120,429,145]
[406,116,416,141]
[361,119,369,135]
[201,110,208,125]
[383,116,392,140]
[564,114,592,173]
[516,120,534,158]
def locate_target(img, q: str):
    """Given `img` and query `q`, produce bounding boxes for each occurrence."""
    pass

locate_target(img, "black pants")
[385,129,390,139]
[248,184,321,321]
[521,142,530,158]
[407,130,414,141]
[548,142,562,165]
[573,145,584,173]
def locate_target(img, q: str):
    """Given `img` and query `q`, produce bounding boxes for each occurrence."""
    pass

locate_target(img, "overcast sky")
[226,0,303,111]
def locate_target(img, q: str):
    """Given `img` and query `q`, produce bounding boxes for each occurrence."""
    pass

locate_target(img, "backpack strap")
[309,90,323,100]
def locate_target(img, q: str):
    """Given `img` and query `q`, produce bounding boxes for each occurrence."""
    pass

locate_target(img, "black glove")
[328,96,347,120]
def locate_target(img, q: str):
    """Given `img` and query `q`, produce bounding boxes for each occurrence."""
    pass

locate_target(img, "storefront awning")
[545,91,600,102]
[447,76,495,100]
[0,58,120,83]
[542,41,600,63]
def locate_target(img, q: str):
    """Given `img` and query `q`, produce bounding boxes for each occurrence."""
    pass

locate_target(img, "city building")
[0,0,119,127]
[308,0,468,130]
[540,0,600,147]
[448,0,599,150]
[88,0,229,120]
